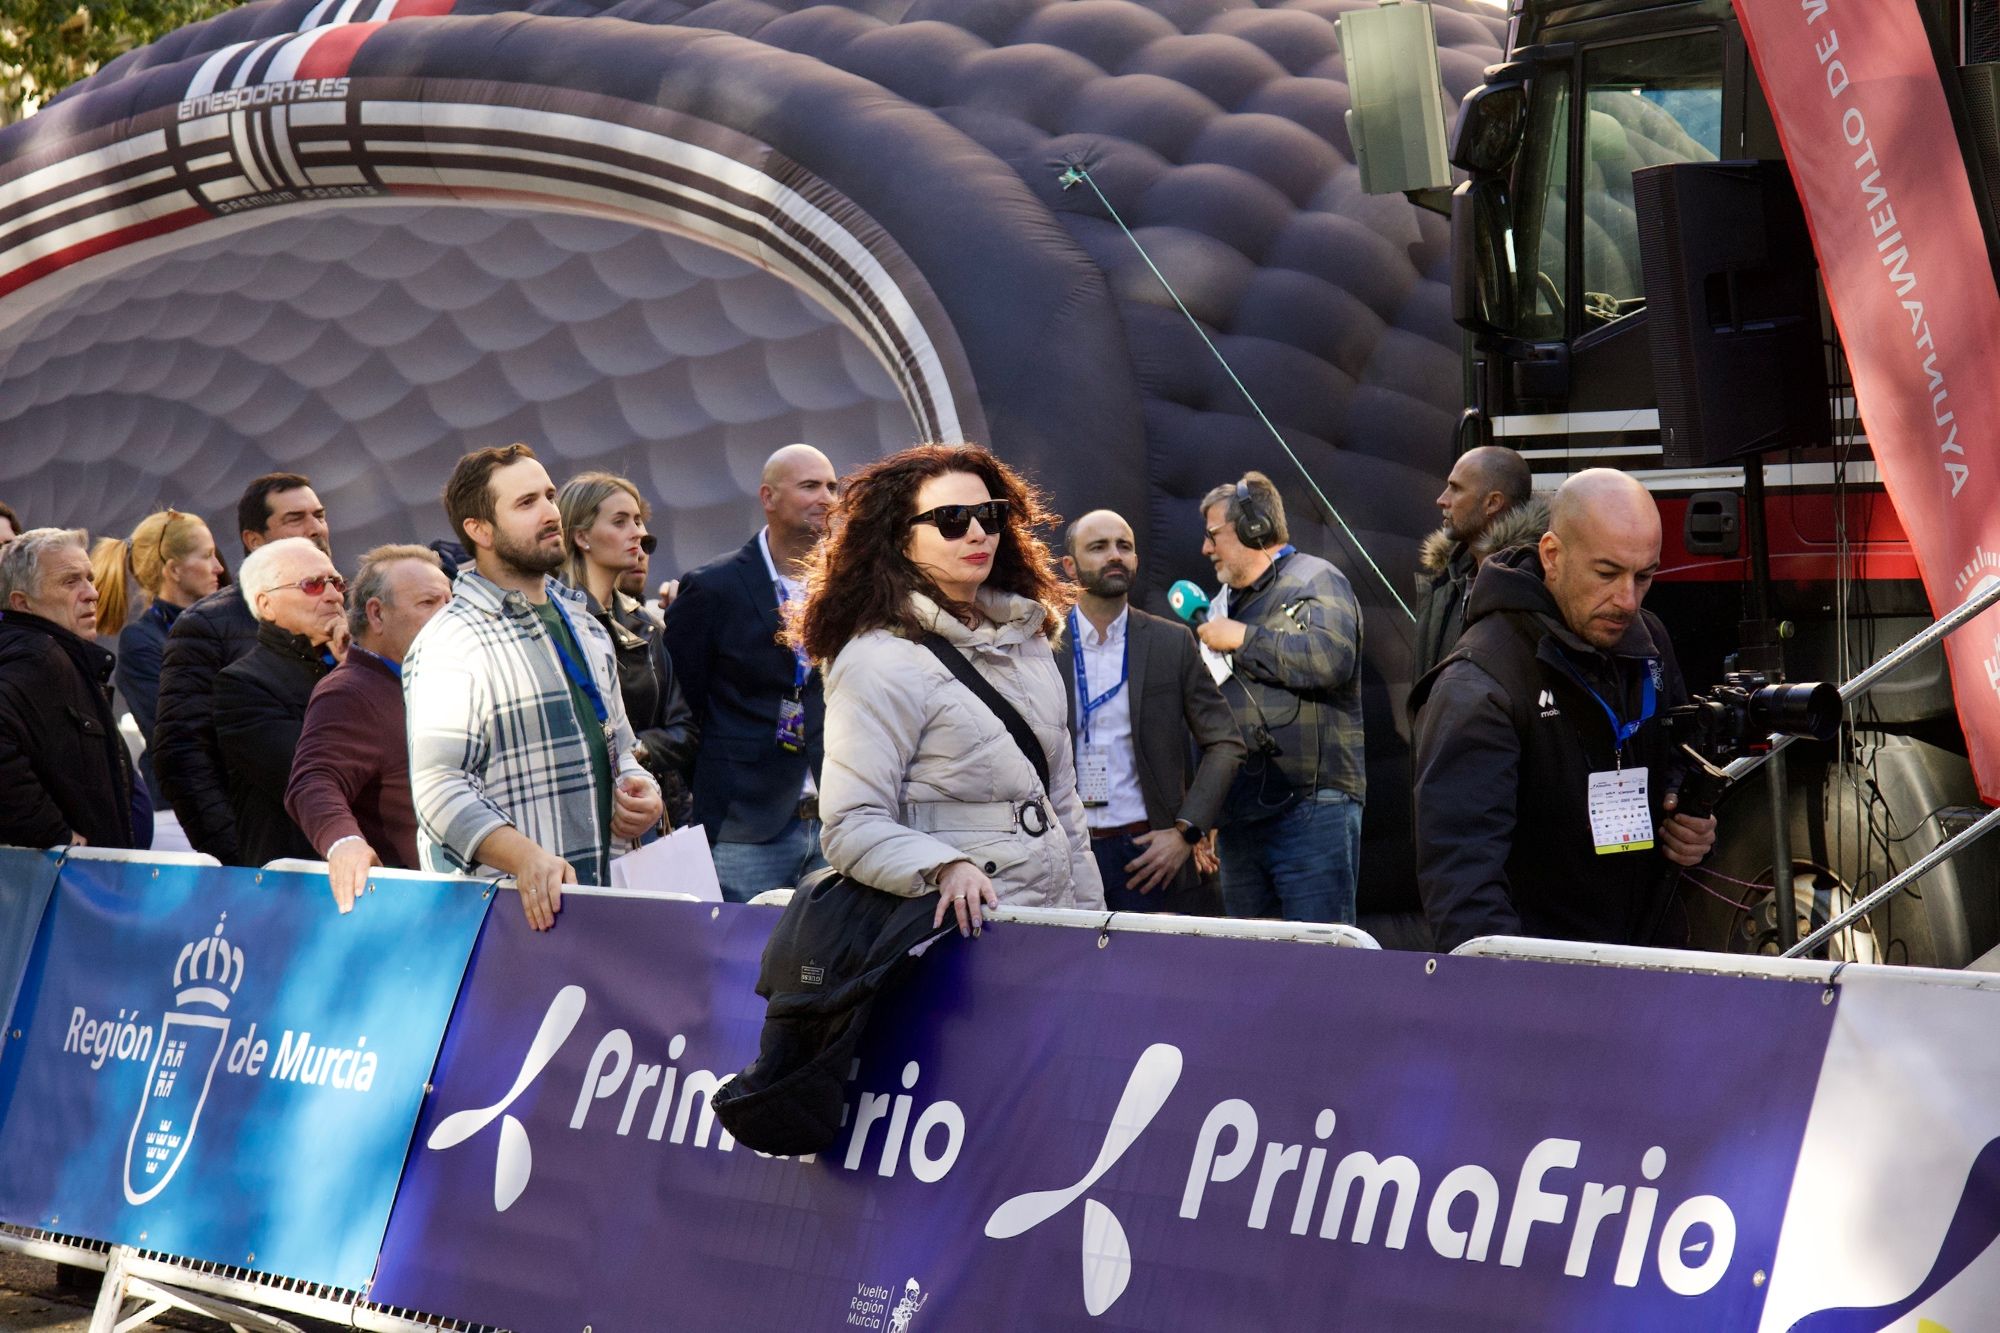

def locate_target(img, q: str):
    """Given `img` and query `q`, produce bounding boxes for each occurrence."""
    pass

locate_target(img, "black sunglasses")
[911,500,1008,540]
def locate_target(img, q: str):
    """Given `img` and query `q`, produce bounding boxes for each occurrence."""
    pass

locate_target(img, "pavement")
[0,1253,341,1333]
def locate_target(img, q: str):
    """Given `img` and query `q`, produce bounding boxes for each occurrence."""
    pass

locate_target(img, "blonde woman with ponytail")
[101,510,226,798]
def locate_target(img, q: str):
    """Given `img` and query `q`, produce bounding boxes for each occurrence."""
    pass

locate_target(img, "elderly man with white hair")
[213,536,348,867]
[0,528,147,849]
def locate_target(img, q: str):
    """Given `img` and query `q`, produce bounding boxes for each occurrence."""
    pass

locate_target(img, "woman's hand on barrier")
[933,860,997,937]
[514,848,575,931]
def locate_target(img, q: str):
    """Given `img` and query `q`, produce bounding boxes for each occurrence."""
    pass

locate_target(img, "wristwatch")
[1176,819,1203,845]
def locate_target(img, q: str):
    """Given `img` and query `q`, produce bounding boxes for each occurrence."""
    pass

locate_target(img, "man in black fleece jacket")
[1409,469,1718,953]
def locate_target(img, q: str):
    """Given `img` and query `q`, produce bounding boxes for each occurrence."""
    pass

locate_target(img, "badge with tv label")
[1587,768,1653,854]
[776,697,806,753]
[1077,745,1111,807]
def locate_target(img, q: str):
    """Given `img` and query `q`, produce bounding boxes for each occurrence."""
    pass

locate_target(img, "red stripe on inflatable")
[295,21,384,81]
[0,207,209,303]
[390,0,457,15]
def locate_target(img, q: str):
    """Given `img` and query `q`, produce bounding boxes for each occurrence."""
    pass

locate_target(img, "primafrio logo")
[122,915,245,1205]
[426,985,586,1212]
[985,1043,1184,1317]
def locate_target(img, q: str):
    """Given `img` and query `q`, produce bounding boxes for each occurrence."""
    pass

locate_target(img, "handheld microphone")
[1168,580,1211,627]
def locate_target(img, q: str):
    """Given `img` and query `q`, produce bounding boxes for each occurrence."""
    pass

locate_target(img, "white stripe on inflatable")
[301,0,342,28]
[0,166,175,251]
[0,134,170,249]
[0,184,201,276]
[269,106,308,190]
[334,0,373,24]
[184,42,253,102]
[264,27,333,85]
[228,34,295,90]
[177,114,232,144]
[360,101,961,439]
[229,112,272,194]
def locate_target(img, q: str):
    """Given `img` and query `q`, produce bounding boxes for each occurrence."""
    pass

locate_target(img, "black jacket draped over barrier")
[214,621,332,867]
[0,611,140,850]
[1408,545,1690,953]
[712,870,951,1155]
[153,584,258,862]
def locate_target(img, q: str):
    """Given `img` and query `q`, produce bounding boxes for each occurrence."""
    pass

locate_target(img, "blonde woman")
[93,509,225,798]
[557,473,695,820]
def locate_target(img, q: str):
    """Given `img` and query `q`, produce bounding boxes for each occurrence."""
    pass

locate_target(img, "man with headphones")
[1195,472,1365,923]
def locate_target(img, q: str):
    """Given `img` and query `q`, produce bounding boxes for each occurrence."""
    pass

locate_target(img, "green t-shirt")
[535,599,614,847]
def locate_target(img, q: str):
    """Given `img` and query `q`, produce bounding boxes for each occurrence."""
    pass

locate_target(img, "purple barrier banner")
[373,899,1836,1331]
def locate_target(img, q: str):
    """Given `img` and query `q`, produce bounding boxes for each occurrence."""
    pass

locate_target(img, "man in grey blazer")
[1056,510,1245,913]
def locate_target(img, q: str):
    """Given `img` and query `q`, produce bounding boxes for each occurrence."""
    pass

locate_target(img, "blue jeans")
[1091,833,1171,913]
[1218,790,1361,924]
[712,818,826,904]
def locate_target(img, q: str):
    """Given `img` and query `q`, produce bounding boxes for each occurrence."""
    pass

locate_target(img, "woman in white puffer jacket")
[795,444,1104,935]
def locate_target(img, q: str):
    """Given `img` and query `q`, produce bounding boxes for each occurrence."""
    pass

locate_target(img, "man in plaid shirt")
[404,445,663,928]
[1194,472,1365,924]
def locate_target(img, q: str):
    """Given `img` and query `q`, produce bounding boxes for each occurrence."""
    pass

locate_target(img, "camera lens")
[1746,682,1840,741]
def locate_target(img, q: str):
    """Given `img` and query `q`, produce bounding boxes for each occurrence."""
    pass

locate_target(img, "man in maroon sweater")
[285,545,452,911]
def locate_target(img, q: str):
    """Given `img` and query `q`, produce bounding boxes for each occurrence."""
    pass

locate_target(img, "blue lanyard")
[347,643,401,680]
[1068,609,1129,743]
[772,580,812,690]
[544,598,609,725]
[1558,655,1657,758]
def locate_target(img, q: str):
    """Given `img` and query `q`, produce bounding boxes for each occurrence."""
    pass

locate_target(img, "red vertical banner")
[1734,0,2000,802]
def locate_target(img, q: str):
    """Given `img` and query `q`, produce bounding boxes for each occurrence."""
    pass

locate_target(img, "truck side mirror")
[1451,177,1515,335]
[1337,0,1453,196]
[1451,81,1526,176]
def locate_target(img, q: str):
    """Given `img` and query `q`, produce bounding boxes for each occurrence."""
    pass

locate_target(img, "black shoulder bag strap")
[919,634,1051,795]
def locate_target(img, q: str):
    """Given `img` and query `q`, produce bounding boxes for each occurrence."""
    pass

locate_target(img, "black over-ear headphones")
[1233,477,1276,549]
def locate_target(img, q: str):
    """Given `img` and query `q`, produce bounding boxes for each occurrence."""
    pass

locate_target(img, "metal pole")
[1724,575,2000,783]
[1766,745,1796,951]
[1784,803,2000,958]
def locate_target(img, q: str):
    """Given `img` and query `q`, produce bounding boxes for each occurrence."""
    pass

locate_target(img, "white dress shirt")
[759,526,816,800]
[1072,607,1147,829]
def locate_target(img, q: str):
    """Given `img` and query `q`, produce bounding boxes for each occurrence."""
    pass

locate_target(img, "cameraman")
[1195,473,1365,923]
[1408,469,1717,952]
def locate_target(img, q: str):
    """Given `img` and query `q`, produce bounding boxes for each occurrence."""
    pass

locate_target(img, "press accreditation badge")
[1587,768,1653,854]
[1077,745,1111,807]
[776,697,806,753]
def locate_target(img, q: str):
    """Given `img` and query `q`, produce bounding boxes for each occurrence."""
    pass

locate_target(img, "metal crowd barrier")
[1450,935,2000,995]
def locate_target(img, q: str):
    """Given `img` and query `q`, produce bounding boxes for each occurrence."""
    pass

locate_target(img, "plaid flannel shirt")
[403,570,650,885]
[1223,549,1366,804]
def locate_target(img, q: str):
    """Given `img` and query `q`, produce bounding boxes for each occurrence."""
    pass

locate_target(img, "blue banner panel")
[0,848,61,1070]
[0,859,490,1288]
[374,900,1837,1331]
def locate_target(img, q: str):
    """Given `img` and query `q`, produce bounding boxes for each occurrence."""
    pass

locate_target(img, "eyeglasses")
[911,500,1008,540]
[285,574,347,597]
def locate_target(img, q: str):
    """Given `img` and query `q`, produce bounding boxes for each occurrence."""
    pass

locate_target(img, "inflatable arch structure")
[0,0,1503,903]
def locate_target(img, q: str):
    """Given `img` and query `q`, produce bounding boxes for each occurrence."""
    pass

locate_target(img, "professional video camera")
[1657,663,1842,823]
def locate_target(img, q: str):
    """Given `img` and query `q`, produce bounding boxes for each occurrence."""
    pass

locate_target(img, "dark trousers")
[1091,833,1172,913]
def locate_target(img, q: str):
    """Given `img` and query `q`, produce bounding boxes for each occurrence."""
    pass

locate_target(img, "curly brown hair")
[795,444,1068,662]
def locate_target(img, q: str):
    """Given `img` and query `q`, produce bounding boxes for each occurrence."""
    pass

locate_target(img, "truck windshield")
[1579,33,1723,325]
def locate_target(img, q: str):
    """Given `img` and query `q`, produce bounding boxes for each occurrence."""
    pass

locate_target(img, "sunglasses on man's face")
[910,500,1008,541]
[287,574,346,597]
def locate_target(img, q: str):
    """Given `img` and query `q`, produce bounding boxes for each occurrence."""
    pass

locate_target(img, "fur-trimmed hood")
[1417,496,1550,575]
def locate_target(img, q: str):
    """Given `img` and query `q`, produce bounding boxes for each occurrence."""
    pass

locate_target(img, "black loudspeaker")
[1635,160,1830,467]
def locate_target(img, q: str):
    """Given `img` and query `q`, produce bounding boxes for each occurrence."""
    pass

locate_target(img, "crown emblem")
[172,914,245,1012]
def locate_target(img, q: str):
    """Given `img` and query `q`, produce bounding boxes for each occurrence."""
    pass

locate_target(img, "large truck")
[1344,0,2000,967]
